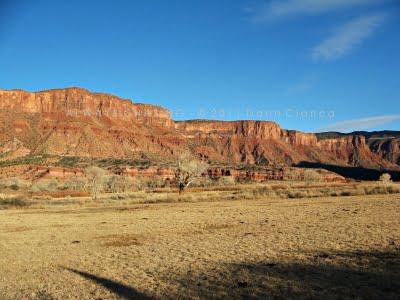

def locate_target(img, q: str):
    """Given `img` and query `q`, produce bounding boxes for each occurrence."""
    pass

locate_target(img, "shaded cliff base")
[297,161,400,181]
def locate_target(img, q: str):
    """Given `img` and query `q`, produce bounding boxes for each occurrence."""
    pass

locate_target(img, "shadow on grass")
[166,249,400,299]
[296,161,400,181]
[63,267,150,300]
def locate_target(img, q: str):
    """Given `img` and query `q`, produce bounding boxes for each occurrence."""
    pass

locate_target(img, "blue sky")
[0,0,399,132]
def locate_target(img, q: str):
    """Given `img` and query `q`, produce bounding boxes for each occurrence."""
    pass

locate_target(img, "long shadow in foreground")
[296,161,400,181]
[63,267,150,300]
[168,249,400,299]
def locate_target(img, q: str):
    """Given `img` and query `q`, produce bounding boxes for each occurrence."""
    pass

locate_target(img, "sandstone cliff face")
[0,88,173,128]
[176,119,398,169]
[0,88,182,160]
[281,130,318,146]
[0,88,399,171]
[176,120,282,139]
[367,138,400,166]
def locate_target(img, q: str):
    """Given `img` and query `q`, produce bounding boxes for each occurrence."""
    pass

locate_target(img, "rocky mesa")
[0,87,399,180]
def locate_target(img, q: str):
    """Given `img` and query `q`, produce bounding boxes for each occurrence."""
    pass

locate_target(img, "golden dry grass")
[0,192,399,299]
[2,181,399,210]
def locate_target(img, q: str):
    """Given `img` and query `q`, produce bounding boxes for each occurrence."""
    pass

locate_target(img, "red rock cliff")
[0,87,399,171]
[0,88,173,128]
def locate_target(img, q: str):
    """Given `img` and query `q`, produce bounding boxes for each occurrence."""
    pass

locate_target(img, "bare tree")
[85,166,107,200]
[174,153,208,193]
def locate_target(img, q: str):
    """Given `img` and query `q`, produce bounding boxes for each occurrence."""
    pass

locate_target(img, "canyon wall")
[0,88,173,127]
[0,88,399,173]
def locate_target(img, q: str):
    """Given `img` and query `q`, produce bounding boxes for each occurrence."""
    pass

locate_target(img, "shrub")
[31,179,59,193]
[339,190,352,196]
[146,175,165,189]
[284,168,302,181]
[252,185,276,197]
[192,177,214,187]
[10,184,19,190]
[303,169,324,183]
[133,175,145,190]
[105,175,133,193]
[287,190,307,199]
[379,173,392,184]
[218,176,236,186]
[133,175,165,190]
[0,178,30,190]
[386,185,400,194]
[0,197,30,208]
[66,177,87,191]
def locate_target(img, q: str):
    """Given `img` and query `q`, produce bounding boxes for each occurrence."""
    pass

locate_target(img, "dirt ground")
[1,194,399,299]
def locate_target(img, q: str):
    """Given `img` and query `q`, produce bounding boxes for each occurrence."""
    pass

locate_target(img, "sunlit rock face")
[0,88,399,171]
[0,88,173,127]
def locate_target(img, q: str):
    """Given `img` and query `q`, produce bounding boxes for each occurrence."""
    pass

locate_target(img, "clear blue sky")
[0,0,399,132]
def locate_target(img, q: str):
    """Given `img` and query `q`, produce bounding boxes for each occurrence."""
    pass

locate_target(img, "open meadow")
[1,189,399,299]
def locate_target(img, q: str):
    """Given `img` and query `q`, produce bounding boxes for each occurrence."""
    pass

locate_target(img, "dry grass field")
[1,191,399,299]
